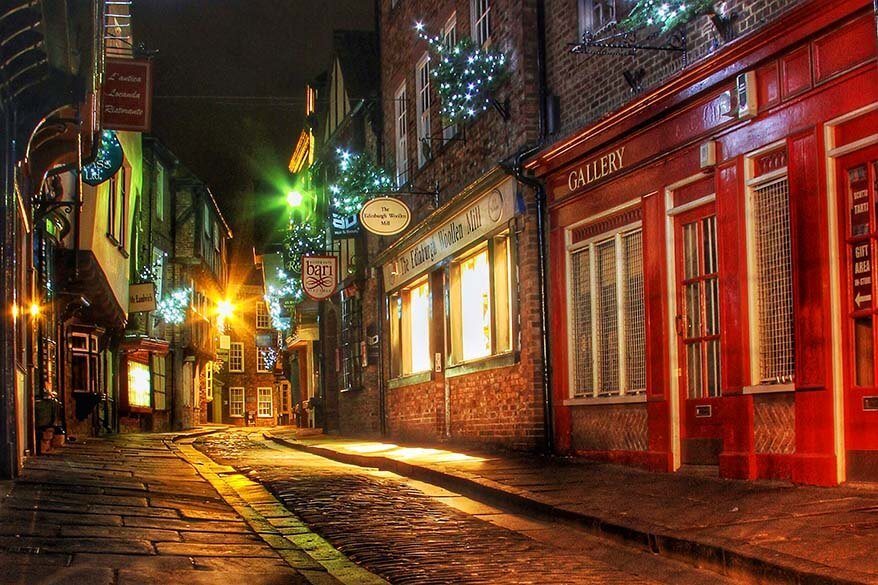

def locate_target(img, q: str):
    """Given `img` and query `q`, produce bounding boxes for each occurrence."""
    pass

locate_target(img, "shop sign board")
[102,58,153,132]
[302,255,338,301]
[128,282,156,313]
[359,197,411,236]
[383,177,516,289]
[852,241,873,310]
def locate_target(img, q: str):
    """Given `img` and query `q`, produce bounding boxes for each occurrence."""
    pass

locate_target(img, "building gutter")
[504,0,553,454]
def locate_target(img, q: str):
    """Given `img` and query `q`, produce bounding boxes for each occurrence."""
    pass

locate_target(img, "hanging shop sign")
[359,197,411,236]
[301,255,339,301]
[383,177,516,289]
[102,58,154,132]
[128,282,156,313]
[81,130,124,186]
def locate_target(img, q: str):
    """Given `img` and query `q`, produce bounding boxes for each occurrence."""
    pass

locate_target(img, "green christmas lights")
[622,0,717,33]
[329,149,394,217]
[416,23,508,125]
[156,287,191,325]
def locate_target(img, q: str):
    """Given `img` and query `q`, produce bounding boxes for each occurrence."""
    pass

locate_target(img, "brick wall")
[544,0,806,141]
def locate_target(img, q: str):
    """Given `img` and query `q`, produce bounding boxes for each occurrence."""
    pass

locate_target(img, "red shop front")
[528,0,878,485]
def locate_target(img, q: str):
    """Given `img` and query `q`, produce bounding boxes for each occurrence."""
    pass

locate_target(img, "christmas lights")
[329,149,395,216]
[264,269,304,331]
[137,252,166,283]
[259,347,279,370]
[156,287,191,325]
[622,0,716,33]
[417,26,508,125]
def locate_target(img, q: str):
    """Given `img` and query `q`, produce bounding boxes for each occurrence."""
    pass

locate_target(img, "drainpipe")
[508,0,553,454]
[374,0,388,438]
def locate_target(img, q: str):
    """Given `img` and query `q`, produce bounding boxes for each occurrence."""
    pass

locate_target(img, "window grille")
[257,387,272,417]
[752,178,795,383]
[256,301,271,329]
[569,226,644,398]
[394,84,408,186]
[229,342,244,372]
[472,0,491,46]
[229,387,244,417]
[416,55,431,167]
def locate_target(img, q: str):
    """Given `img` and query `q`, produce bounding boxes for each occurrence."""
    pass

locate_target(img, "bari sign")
[302,255,338,301]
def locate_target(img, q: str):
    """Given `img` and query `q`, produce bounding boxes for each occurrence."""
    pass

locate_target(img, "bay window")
[390,278,431,377]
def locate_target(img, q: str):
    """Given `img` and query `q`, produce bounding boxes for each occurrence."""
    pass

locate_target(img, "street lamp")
[215,299,235,331]
[286,190,304,208]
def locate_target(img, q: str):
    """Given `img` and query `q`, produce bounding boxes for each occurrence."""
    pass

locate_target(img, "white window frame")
[229,387,244,417]
[565,221,646,400]
[578,0,625,36]
[416,53,432,168]
[257,387,273,417]
[744,145,796,391]
[442,14,458,142]
[205,361,213,401]
[256,347,272,373]
[256,301,271,329]
[471,0,491,47]
[229,342,244,373]
[394,82,409,187]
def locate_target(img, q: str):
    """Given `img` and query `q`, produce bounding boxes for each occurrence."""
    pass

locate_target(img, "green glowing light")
[286,190,304,208]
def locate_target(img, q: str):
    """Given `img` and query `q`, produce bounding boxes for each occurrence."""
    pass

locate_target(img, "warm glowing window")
[449,233,513,365]
[229,342,244,372]
[127,361,151,408]
[229,387,244,417]
[389,278,431,377]
[257,387,273,417]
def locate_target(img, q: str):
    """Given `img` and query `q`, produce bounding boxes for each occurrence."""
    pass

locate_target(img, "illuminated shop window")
[257,387,273,417]
[127,361,151,408]
[449,232,513,365]
[229,387,245,417]
[568,226,645,397]
[389,278,431,377]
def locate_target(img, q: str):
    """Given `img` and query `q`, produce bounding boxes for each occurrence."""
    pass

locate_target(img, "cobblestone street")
[196,429,734,585]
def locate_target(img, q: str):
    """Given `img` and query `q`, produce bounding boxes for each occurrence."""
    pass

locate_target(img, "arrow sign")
[855,292,873,308]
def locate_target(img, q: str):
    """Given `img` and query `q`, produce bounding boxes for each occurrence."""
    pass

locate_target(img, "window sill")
[445,352,516,378]
[106,234,120,246]
[257,414,272,418]
[387,371,432,389]
[229,369,244,374]
[563,394,647,406]
[742,383,795,395]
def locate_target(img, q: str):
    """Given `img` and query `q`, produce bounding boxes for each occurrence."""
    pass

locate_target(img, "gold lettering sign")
[567,146,626,193]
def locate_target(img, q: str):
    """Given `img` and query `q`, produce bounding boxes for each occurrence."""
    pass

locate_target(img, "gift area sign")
[383,177,516,290]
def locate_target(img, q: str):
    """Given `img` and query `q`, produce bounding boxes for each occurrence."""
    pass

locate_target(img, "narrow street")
[194,428,734,585]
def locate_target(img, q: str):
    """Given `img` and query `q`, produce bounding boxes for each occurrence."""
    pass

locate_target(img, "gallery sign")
[383,177,516,289]
[359,197,411,236]
[102,58,153,132]
[129,282,156,313]
[302,255,338,301]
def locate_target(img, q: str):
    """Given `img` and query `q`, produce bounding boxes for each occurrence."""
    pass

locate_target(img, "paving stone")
[59,525,182,542]
[118,568,308,585]
[0,565,115,585]
[0,536,155,555]
[180,530,261,544]
[154,542,280,557]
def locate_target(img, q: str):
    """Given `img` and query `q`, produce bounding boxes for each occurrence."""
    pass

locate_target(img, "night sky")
[133,0,374,246]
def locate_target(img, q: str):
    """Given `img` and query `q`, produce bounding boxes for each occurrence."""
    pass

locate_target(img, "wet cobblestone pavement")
[197,430,733,585]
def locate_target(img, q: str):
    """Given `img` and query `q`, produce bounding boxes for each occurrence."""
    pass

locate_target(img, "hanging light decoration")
[264,269,304,331]
[259,347,280,370]
[155,287,191,325]
[329,149,395,216]
[81,130,125,186]
[622,0,717,33]
[416,24,508,126]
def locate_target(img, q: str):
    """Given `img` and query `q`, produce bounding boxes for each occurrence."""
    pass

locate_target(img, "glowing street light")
[29,303,41,318]
[286,190,304,208]
[216,299,235,331]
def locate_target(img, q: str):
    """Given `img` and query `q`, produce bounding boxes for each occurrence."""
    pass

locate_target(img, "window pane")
[128,361,151,408]
[706,339,721,397]
[596,240,618,393]
[623,231,645,392]
[409,281,431,373]
[753,178,795,383]
[687,343,703,399]
[258,387,272,417]
[460,250,492,361]
[493,235,512,354]
[570,248,593,396]
[855,317,874,387]
[390,295,402,377]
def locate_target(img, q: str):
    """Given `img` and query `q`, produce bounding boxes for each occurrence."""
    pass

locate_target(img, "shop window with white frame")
[256,301,271,329]
[568,225,645,397]
[448,232,513,365]
[442,15,458,142]
[229,387,244,417]
[229,342,244,372]
[394,83,409,187]
[257,387,273,417]
[747,165,795,385]
[416,53,431,168]
[389,278,431,377]
[471,0,491,47]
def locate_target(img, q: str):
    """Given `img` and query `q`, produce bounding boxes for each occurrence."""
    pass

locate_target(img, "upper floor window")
[578,0,627,36]
[107,166,127,249]
[229,342,244,372]
[442,14,458,142]
[256,301,271,329]
[394,82,409,187]
[471,0,491,47]
[416,53,431,168]
[156,161,165,222]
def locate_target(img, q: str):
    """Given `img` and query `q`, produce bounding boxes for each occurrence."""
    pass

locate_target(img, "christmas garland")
[264,269,304,331]
[417,25,508,125]
[328,149,394,217]
[156,287,191,325]
[621,0,717,34]
[284,219,325,277]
